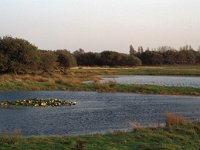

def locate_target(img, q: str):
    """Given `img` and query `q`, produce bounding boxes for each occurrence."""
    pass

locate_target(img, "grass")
[0,129,20,146]
[109,84,200,96]
[1,65,200,96]
[71,65,200,76]
[1,113,200,150]
[113,66,200,76]
[0,80,200,96]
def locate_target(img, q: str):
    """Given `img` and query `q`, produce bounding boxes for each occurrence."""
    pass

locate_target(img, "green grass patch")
[71,65,200,76]
[1,122,200,150]
[0,80,200,96]
[112,84,200,96]
[114,68,200,76]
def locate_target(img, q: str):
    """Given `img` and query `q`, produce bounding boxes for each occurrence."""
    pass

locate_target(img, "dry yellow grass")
[130,112,188,130]
[0,74,85,85]
[165,112,187,127]
[0,74,49,82]
[131,122,142,129]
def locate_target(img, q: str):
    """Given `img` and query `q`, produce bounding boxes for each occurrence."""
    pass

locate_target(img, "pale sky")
[0,0,200,53]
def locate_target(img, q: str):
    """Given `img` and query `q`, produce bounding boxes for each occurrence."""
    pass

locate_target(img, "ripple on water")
[101,75,200,88]
[0,91,200,136]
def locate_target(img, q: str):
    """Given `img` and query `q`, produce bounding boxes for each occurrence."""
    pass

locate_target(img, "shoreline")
[1,122,200,149]
[0,81,200,96]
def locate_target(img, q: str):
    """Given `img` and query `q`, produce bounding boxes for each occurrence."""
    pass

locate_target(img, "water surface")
[0,91,200,136]
[101,75,200,88]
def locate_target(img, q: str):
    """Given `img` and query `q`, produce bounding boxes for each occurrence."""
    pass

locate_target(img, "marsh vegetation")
[0,99,76,107]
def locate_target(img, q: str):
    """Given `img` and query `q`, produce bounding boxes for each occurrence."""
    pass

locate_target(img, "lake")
[101,75,200,88]
[0,91,200,136]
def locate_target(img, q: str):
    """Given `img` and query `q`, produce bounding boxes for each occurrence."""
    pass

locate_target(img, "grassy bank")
[114,67,200,76]
[0,80,200,96]
[71,65,200,76]
[1,65,200,96]
[1,119,200,149]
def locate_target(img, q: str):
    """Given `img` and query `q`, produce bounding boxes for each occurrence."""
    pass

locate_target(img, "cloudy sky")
[0,0,200,52]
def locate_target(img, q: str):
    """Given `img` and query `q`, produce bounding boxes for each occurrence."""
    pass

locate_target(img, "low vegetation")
[165,112,189,127]
[113,66,200,76]
[70,65,200,76]
[1,113,200,150]
[0,78,200,96]
[0,99,76,108]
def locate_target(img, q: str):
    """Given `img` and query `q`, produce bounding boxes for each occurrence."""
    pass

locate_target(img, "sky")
[0,0,200,53]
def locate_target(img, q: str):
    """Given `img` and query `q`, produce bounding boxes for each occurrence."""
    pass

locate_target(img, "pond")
[101,75,200,88]
[0,91,200,136]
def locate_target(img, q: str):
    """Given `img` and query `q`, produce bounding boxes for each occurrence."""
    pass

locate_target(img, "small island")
[0,99,77,107]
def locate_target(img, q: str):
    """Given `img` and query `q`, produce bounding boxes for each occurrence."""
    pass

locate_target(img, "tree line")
[75,45,200,66]
[138,46,200,65]
[0,36,76,74]
[0,36,199,74]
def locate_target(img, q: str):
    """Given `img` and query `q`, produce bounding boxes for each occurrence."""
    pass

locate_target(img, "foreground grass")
[1,122,200,150]
[0,80,200,96]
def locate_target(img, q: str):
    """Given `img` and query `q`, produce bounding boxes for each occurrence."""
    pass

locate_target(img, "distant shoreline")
[1,66,200,96]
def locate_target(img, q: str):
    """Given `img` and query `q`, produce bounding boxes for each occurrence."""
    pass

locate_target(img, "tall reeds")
[165,112,187,127]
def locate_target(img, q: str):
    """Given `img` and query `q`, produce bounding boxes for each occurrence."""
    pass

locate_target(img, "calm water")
[0,91,200,136]
[101,75,200,88]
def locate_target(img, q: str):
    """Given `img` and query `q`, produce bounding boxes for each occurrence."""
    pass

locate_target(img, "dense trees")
[0,53,7,72]
[74,50,142,67]
[136,45,200,65]
[0,36,199,74]
[74,51,102,66]
[0,37,77,74]
[56,50,77,73]
[139,50,163,65]
[162,50,177,65]
[0,36,39,73]
[39,50,57,73]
